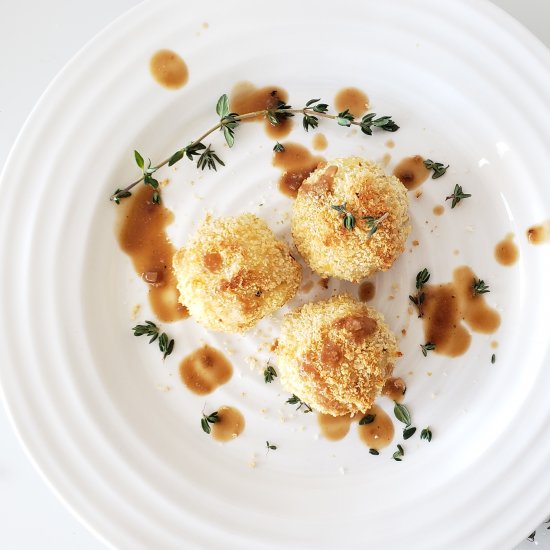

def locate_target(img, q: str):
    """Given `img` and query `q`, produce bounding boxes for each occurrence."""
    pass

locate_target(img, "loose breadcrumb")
[276,294,399,416]
[131,304,141,320]
[173,213,301,332]
[292,158,410,282]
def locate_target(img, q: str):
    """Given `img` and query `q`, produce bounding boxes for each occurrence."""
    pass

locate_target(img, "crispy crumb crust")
[276,294,399,416]
[292,157,411,282]
[173,213,301,332]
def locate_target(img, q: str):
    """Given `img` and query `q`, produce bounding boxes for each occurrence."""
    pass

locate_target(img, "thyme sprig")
[286,394,312,413]
[423,159,449,179]
[472,278,490,296]
[264,363,277,383]
[420,342,436,357]
[409,268,430,318]
[331,204,388,234]
[445,184,471,208]
[132,321,174,359]
[201,410,219,434]
[111,94,398,203]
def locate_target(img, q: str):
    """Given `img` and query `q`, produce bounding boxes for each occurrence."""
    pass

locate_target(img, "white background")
[0,1,549,548]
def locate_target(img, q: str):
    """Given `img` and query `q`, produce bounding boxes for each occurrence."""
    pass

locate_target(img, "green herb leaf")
[359,414,376,425]
[491,353,496,364]
[133,321,174,359]
[185,142,207,160]
[420,427,432,442]
[312,103,329,113]
[416,268,430,289]
[403,426,417,440]
[273,142,285,153]
[423,159,449,179]
[111,189,132,204]
[360,113,399,135]
[445,184,471,208]
[336,109,354,127]
[168,150,184,166]
[392,444,404,461]
[393,402,412,426]
[196,145,225,171]
[369,448,380,455]
[266,441,277,451]
[152,191,161,205]
[420,342,436,357]
[216,94,229,118]
[134,150,145,170]
[302,113,319,131]
[472,278,490,296]
[264,364,277,383]
[343,212,356,231]
[201,410,219,434]
[305,98,321,107]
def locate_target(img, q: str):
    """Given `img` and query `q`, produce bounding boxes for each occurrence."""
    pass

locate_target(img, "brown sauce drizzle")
[117,186,188,322]
[272,142,324,197]
[203,252,222,272]
[149,50,188,89]
[179,345,232,395]
[317,413,356,441]
[358,405,394,450]
[494,233,518,265]
[334,87,369,117]
[211,406,245,442]
[382,377,406,403]
[433,205,444,216]
[527,220,550,244]
[333,313,377,343]
[393,155,429,190]
[312,133,328,151]
[230,82,292,139]
[358,281,376,302]
[422,266,500,357]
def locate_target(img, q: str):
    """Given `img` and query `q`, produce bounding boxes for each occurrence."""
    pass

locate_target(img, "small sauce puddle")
[180,346,232,394]
[211,406,245,442]
[494,233,518,265]
[357,405,394,451]
[334,87,369,117]
[358,281,376,302]
[117,186,188,322]
[393,155,430,191]
[150,50,188,89]
[527,220,550,244]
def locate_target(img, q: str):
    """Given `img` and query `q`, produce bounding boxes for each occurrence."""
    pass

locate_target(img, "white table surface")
[1,1,549,548]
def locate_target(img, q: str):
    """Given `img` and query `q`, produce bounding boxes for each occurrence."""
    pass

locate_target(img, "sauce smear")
[358,281,375,302]
[393,155,430,191]
[312,133,328,151]
[150,50,188,89]
[334,87,369,117]
[179,345,232,395]
[117,186,188,322]
[230,82,292,139]
[211,406,245,442]
[382,377,406,403]
[357,405,394,450]
[422,265,500,357]
[317,413,356,441]
[494,233,518,265]
[272,142,324,197]
[527,220,550,244]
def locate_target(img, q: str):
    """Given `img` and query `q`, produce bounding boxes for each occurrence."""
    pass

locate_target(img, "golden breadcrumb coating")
[292,157,410,282]
[173,213,301,332]
[276,294,399,416]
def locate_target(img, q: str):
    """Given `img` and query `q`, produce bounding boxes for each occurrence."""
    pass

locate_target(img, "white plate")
[1,0,550,548]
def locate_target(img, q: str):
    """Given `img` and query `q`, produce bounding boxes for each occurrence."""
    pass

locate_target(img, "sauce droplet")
[358,281,375,302]
[494,233,519,266]
[382,377,406,403]
[422,265,500,357]
[334,87,369,117]
[527,220,550,244]
[317,413,356,441]
[433,205,444,216]
[312,133,328,151]
[272,142,324,198]
[117,186,188,322]
[230,82,292,139]
[179,346,232,395]
[381,152,391,167]
[150,49,188,89]
[385,139,395,149]
[211,406,245,442]
[357,405,394,450]
[393,155,430,191]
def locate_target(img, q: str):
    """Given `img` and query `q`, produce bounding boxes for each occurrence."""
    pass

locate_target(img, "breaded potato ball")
[276,294,399,416]
[173,213,301,332]
[292,157,410,282]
